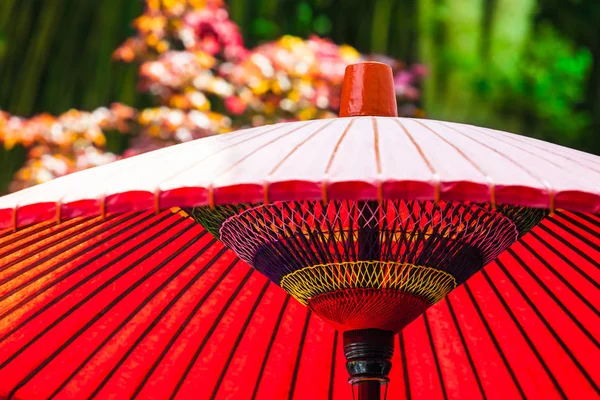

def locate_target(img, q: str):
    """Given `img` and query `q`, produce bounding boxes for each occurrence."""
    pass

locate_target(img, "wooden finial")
[340,62,398,118]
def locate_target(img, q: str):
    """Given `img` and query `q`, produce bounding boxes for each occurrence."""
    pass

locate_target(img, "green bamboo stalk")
[0,2,34,107]
[484,0,536,132]
[488,0,536,80]
[389,0,417,62]
[0,0,18,28]
[417,0,439,116]
[43,2,93,113]
[259,0,278,18]
[0,145,26,195]
[438,0,485,122]
[371,0,394,53]
[117,64,138,109]
[83,0,121,108]
[12,0,65,115]
[229,0,249,40]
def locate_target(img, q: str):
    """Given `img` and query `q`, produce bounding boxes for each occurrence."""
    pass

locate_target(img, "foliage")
[2,0,595,193]
[418,0,594,152]
[0,0,144,116]
[502,24,592,145]
[0,104,136,192]
[0,0,424,192]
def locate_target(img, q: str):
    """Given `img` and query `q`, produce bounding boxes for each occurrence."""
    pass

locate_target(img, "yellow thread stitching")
[280,261,457,306]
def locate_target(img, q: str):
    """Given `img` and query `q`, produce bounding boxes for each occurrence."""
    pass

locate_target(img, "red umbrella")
[0,62,599,399]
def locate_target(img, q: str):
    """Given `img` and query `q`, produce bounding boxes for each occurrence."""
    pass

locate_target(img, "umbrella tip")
[340,62,398,118]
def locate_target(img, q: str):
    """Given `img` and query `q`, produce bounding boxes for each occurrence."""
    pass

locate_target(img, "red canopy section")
[0,209,597,399]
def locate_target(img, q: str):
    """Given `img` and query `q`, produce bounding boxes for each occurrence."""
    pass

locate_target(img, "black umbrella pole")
[343,329,394,400]
[356,380,382,400]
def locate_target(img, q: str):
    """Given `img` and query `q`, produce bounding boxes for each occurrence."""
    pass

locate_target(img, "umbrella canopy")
[0,209,598,399]
[0,62,599,399]
[1,112,599,227]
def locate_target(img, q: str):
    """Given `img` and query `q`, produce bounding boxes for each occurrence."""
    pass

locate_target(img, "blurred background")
[0,0,598,194]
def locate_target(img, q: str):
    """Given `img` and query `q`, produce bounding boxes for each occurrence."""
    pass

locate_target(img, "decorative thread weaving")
[216,200,518,285]
[280,261,456,305]
[187,199,547,332]
[308,288,430,332]
[491,204,548,237]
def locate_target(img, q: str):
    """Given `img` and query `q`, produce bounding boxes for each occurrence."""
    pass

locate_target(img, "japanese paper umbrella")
[0,63,599,400]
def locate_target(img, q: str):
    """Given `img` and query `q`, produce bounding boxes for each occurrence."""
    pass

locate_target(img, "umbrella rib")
[287,309,312,400]
[0,214,185,354]
[168,268,256,400]
[0,215,98,270]
[3,151,174,223]
[373,117,382,174]
[373,117,384,201]
[98,253,240,399]
[463,283,527,399]
[508,245,600,318]
[545,213,600,252]
[474,125,600,172]
[433,120,542,182]
[411,119,490,178]
[250,295,291,400]
[570,211,600,226]
[398,332,412,400]
[206,121,317,198]
[51,125,263,208]
[49,237,221,399]
[154,122,300,194]
[0,212,174,336]
[324,118,356,176]
[209,281,271,400]
[464,125,600,191]
[431,120,556,209]
[320,118,356,202]
[393,119,440,198]
[327,331,338,400]
[0,212,152,322]
[556,213,600,249]
[0,214,122,287]
[528,230,600,291]
[444,296,488,400]
[154,125,277,186]
[0,220,54,247]
[267,119,336,177]
[7,223,204,398]
[0,215,92,254]
[546,217,600,254]
[485,265,600,394]
[497,255,600,352]
[479,270,570,398]
[40,125,262,213]
[0,214,125,304]
[422,312,449,400]
[1,217,192,383]
[412,119,495,203]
